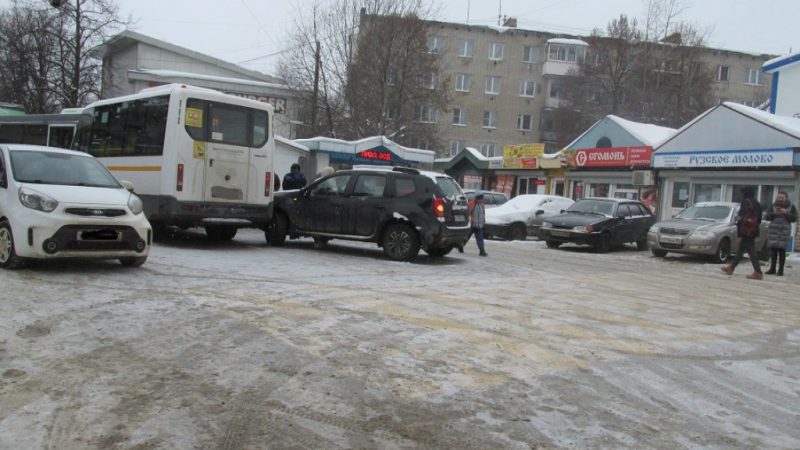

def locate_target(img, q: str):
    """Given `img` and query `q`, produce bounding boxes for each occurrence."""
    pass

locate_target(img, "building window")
[452,108,468,126]
[458,39,475,58]
[450,140,466,156]
[489,42,505,61]
[455,73,472,92]
[419,72,437,89]
[415,105,438,123]
[479,142,497,157]
[517,114,533,131]
[549,82,566,99]
[548,44,583,62]
[483,111,497,129]
[744,68,760,85]
[427,36,443,54]
[523,46,539,63]
[485,76,501,94]
[520,80,536,97]
[717,65,729,82]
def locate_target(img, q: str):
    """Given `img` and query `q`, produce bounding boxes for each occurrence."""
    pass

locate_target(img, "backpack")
[738,199,759,238]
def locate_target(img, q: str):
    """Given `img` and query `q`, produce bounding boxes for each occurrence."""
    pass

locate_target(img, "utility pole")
[311,40,321,137]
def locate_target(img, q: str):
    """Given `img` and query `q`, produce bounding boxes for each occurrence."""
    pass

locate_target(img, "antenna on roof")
[497,0,502,25]
[466,0,470,22]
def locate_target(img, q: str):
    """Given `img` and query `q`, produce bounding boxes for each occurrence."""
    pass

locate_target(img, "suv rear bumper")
[420,223,471,250]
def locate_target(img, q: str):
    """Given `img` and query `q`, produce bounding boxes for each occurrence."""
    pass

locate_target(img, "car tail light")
[176,164,184,191]
[264,172,271,196]
[432,197,445,218]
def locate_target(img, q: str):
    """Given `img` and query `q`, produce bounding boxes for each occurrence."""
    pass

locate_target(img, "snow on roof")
[607,115,676,147]
[275,136,309,153]
[763,50,800,73]
[464,147,489,161]
[130,69,290,91]
[293,136,435,162]
[546,38,588,46]
[722,102,800,138]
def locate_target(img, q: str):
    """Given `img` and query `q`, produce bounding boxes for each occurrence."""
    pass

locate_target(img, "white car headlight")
[573,225,589,232]
[649,225,660,233]
[692,230,715,238]
[128,193,144,215]
[19,187,58,212]
[542,221,552,229]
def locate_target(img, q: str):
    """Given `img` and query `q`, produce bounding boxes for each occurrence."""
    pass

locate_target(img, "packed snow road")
[1,229,799,449]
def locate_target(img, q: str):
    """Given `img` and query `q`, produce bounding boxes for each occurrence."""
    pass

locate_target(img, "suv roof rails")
[391,166,420,175]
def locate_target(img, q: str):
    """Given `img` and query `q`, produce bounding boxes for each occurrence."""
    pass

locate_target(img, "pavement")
[1,229,799,449]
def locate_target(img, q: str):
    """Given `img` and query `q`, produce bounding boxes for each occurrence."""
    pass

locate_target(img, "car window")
[10,150,120,188]
[352,174,386,198]
[435,176,463,198]
[616,204,631,218]
[310,174,351,197]
[492,193,507,204]
[394,177,417,197]
[632,203,650,216]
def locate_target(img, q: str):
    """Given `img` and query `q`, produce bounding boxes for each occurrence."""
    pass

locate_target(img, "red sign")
[520,157,539,169]
[358,149,392,161]
[571,146,652,168]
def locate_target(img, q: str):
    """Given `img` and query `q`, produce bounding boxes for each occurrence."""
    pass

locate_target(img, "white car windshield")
[675,205,732,221]
[11,150,121,188]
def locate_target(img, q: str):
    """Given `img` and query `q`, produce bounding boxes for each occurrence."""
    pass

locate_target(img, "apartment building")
[424,19,774,159]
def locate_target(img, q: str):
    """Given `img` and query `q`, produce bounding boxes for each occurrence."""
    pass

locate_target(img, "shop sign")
[503,143,544,169]
[358,149,392,161]
[225,91,286,113]
[653,148,794,168]
[568,146,652,168]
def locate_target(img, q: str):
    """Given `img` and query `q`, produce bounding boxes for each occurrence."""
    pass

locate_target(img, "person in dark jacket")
[470,193,488,257]
[764,191,798,276]
[282,163,307,190]
[721,186,763,280]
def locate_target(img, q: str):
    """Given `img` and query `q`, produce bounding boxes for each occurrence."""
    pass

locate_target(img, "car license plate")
[660,236,683,245]
[78,229,121,241]
[454,215,465,222]
[550,230,570,237]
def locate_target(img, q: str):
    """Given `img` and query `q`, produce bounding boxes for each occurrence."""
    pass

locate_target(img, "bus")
[72,84,275,241]
[0,111,81,149]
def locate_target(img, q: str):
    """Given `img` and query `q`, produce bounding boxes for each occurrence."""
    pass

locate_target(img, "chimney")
[503,17,517,28]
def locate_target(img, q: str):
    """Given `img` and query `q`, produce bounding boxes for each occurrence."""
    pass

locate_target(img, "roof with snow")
[546,38,589,46]
[434,147,503,171]
[565,115,676,151]
[763,51,800,73]
[655,101,800,153]
[128,69,290,92]
[293,136,434,163]
[275,136,310,153]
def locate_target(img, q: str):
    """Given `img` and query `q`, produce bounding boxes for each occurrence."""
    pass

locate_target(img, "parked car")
[484,194,574,240]
[464,190,508,210]
[0,144,151,269]
[266,166,471,261]
[647,201,769,263]
[539,197,656,253]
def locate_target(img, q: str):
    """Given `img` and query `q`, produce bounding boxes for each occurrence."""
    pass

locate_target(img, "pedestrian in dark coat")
[282,163,307,190]
[764,191,797,276]
[470,193,488,257]
[721,186,763,280]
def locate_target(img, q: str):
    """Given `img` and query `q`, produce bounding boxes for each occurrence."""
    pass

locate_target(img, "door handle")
[209,159,214,167]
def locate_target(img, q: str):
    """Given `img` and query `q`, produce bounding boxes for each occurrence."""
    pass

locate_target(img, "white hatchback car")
[0,144,152,269]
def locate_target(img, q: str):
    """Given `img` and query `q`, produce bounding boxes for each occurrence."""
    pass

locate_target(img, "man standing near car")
[470,193,488,257]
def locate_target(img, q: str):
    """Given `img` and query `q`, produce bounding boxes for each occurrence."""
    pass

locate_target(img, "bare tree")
[0,0,126,112]
[278,0,446,148]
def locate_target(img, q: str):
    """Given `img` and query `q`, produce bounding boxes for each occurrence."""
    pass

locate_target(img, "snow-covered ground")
[1,229,799,448]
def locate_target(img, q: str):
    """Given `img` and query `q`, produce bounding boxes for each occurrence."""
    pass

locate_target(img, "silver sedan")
[647,201,769,263]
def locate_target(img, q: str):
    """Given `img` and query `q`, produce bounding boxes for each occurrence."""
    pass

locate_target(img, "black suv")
[538,197,656,253]
[266,167,470,261]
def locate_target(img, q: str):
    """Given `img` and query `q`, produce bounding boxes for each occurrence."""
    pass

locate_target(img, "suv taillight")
[432,197,445,218]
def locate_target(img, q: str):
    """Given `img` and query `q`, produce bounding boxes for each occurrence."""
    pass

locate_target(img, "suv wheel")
[265,212,288,246]
[205,225,237,241]
[594,233,612,253]
[0,221,24,269]
[382,224,420,261]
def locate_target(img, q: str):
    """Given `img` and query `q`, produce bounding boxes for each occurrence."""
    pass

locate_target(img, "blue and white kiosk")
[293,136,435,177]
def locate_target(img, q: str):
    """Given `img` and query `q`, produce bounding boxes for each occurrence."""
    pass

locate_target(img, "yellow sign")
[186,107,204,128]
[503,143,545,169]
[193,141,206,159]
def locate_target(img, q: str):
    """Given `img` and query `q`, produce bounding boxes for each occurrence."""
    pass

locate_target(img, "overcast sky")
[2,0,797,76]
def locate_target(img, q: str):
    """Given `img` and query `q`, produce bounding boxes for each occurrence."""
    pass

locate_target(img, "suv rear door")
[434,176,469,226]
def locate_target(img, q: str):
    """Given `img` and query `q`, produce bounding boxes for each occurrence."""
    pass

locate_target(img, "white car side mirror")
[120,180,135,192]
